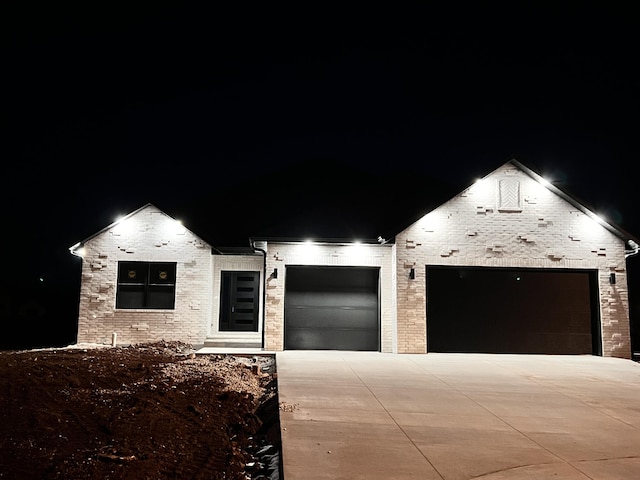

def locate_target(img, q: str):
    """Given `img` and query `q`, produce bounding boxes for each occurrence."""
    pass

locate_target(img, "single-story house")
[69,159,640,358]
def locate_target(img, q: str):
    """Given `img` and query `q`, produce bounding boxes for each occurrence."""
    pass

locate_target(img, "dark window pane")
[118,262,148,284]
[116,285,145,308]
[149,263,176,284]
[147,285,176,309]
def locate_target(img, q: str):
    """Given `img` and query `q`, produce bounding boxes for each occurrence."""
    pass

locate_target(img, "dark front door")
[219,271,260,332]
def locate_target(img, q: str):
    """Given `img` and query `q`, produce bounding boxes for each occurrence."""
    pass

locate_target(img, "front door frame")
[219,270,260,332]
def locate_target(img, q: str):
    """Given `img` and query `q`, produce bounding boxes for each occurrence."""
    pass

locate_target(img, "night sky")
[2,4,639,348]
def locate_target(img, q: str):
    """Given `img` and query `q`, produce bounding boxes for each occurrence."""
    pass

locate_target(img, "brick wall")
[73,167,633,358]
[395,163,631,358]
[75,205,213,346]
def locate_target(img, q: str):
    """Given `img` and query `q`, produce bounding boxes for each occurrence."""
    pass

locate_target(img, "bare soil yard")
[0,341,281,480]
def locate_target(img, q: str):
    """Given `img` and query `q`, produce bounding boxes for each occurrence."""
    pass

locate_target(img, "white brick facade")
[395,162,632,358]
[73,205,213,346]
[70,161,636,358]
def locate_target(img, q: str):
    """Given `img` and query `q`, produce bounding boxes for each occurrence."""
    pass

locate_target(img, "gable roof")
[69,160,640,259]
[384,158,639,254]
[508,158,639,250]
[69,203,212,256]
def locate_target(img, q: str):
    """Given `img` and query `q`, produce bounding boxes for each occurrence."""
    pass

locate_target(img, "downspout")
[625,240,640,360]
[250,238,267,349]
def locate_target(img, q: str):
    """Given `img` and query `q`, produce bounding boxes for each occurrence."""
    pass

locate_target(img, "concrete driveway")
[275,351,640,480]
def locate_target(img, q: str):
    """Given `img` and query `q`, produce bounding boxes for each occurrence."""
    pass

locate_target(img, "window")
[116,261,176,309]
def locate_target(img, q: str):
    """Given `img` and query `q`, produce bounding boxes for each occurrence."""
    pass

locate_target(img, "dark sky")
[2,3,639,292]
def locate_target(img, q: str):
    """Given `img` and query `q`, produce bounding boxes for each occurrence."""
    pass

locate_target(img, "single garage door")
[426,266,601,355]
[285,266,380,350]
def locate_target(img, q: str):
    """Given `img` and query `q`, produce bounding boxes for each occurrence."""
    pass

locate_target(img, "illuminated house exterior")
[70,159,639,358]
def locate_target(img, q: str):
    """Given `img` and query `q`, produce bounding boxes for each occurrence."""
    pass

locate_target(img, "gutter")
[625,240,640,259]
[69,242,84,257]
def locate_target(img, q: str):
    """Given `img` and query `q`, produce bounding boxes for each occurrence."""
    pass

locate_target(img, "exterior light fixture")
[272,268,278,279]
[409,268,415,280]
[610,273,616,284]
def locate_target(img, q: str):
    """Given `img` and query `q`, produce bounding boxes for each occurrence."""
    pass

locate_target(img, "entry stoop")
[203,340,263,348]
[197,337,273,355]
[203,331,263,350]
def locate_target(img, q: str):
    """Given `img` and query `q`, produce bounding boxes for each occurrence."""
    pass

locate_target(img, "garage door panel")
[286,326,379,351]
[427,266,599,355]
[286,306,378,329]
[285,266,380,351]
[286,291,378,309]
[430,331,593,354]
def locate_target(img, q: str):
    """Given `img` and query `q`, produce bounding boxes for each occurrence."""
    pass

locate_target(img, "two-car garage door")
[426,266,601,355]
[284,266,380,351]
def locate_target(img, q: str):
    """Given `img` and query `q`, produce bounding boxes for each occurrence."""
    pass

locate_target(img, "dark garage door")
[285,266,380,351]
[426,266,601,355]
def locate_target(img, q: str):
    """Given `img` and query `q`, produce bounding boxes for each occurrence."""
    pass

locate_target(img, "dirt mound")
[0,341,282,479]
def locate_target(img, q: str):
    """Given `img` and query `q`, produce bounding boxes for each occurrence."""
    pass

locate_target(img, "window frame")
[116,261,177,310]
